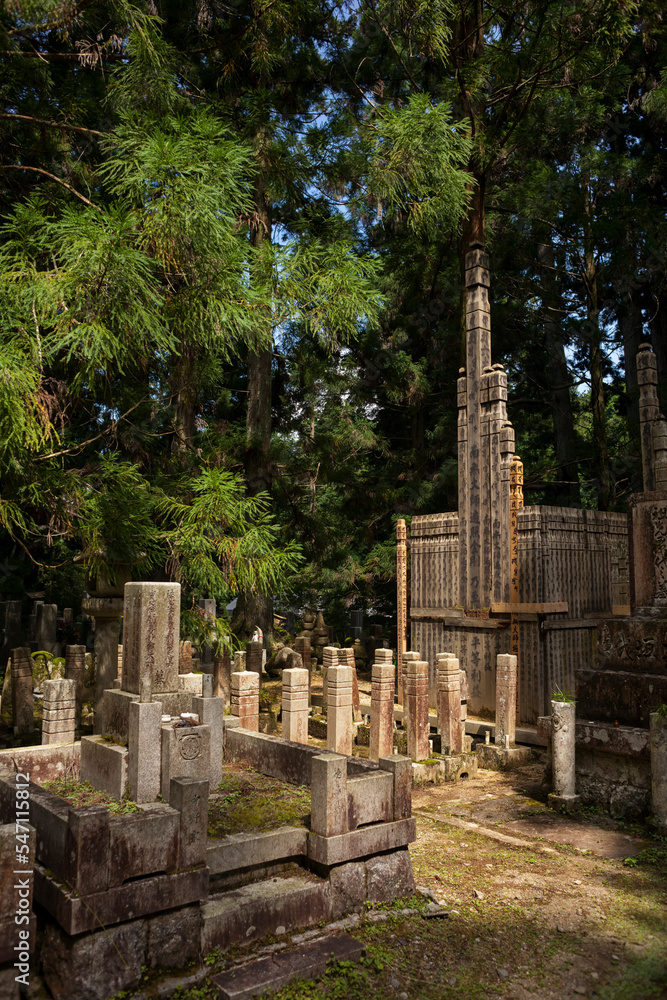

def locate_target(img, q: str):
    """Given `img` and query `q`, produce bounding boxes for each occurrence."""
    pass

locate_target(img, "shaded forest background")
[0,0,665,641]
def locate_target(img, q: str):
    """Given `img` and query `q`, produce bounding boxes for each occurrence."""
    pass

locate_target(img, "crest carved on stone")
[649,505,667,600]
[179,732,202,760]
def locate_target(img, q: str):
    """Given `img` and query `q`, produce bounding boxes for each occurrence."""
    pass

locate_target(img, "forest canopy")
[0,0,664,638]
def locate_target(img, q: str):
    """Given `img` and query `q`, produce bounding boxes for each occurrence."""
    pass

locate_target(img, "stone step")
[211,934,364,999]
[201,873,331,955]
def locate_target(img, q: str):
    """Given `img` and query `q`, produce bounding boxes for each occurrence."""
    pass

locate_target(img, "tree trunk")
[538,242,580,506]
[240,168,274,642]
[582,177,610,510]
[618,292,643,442]
[171,343,196,455]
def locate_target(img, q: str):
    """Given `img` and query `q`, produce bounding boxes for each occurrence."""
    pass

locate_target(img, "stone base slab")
[306,817,416,867]
[0,743,81,785]
[548,793,581,813]
[207,826,308,875]
[34,863,209,935]
[211,934,364,1000]
[201,874,330,953]
[411,753,478,787]
[476,744,532,771]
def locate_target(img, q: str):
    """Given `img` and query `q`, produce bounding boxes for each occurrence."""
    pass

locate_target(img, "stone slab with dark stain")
[211,934,364,1000]
[34,863,209,935]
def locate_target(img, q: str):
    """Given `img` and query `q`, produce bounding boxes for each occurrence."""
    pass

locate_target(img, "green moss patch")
[208,762,310,837]
[41,777,140,814]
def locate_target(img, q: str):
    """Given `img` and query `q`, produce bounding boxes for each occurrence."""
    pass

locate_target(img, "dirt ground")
[193,759,667,1000]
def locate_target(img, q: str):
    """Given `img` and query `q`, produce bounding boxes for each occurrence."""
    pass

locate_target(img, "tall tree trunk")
[582,179,610,510]
[239,169,274,642]
[171,343,196,455]
[618,291,643,442]
[538,242,580,506]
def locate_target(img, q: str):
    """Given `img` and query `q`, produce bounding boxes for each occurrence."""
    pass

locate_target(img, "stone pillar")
[294,635,312,705]
[128,699,162,802]
[35,603,57,653]
[65,644,86,730]
[246,640,263,682]
[637,344,660,492]
[282,667,309,744]
[193,695,224,789]
[396,519,407,705]
[42,677,76,746]
[198,598,216,666]
[548,699,579,810]
[169,777,209,869]
[233,649,246,671]
[83,597,124,733]
[369,649,394,761]
[339,647,361,721]
[436,653,462,754]
[378,754,412,820]
[122,582,180,698]
[495,653,517,747]
[402,650,420,729]
[405,656,429,762]
[213,646,232,703]
[322,646,338,716]
[650,711,667,834]
[179,640,193,673]
[510,455,523,715]
[326,664,353,756]
[202,673,213,698]
[231,670,259,731]
[310,754,347,837]
[10,647,33,736]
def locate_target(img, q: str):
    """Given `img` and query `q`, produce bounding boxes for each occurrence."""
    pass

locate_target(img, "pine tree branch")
[0,113,104,137]
[0,165,100,209]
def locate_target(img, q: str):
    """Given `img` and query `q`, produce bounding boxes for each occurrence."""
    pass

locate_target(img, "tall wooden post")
[510,455,524,717]
[396,518,407,707]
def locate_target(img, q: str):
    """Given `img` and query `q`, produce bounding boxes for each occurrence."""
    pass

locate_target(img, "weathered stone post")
[128,696,162,802]
[193,694,224,788]
[405,655,429,762]
[495,653,517,747]
[83,597,124,733]
[282,667,309,744]
[322,645,338,716]
[65,644,86,730]
[650,711,667,834]
[370,649,395,761]
[213,644,232,703]
[122,583,180,699]
[326,664,353,756]
[310,754,347,837]
[396,519,407,707]
[548,699,579,811]
[42,678,76,745]
[35,603,57,653]
[10,647,33,736]
[436,653,462,754]
[230,670,259,731]
[246,639,263,682]
[510,455,523,715]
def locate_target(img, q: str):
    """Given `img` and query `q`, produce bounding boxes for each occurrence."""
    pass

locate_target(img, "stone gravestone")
[326,664,353,756]
[246,639,263,682]
[35,603,57,654]
[436,653,462,754]
[65,644,86,731]
[322,646,339,715]
[369,649,394,761]
[11,647,33,736]
[231,670,259,731]
[42,677,76,746]
[282,667,309,744]
[405,654,429,762]
[213,645,232,704]
[495,653,517,747]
